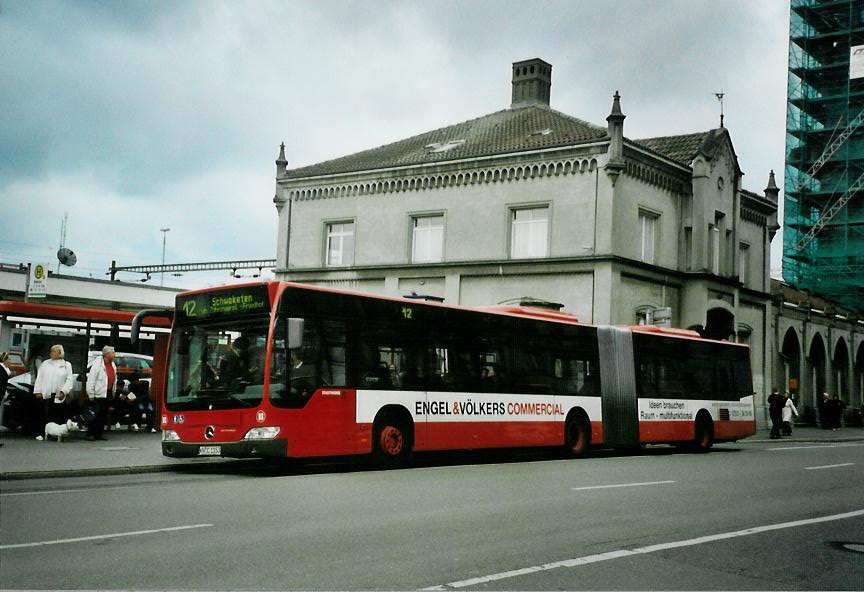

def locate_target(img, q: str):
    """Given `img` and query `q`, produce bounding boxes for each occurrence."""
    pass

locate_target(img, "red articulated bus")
[152,281,755,465]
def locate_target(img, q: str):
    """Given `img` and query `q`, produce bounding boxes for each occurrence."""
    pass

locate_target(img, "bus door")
[597,326,639,448]
[279,316,355,457]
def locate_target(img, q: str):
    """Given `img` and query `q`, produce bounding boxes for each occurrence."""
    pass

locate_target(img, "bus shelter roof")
[0,300,172,328]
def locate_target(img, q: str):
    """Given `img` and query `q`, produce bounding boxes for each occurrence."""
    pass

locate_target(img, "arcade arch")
[806,333,827,409]
[780,327,801,397]
[832,338,850,403]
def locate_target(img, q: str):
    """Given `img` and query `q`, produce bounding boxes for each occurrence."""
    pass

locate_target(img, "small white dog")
[40,419,81,442]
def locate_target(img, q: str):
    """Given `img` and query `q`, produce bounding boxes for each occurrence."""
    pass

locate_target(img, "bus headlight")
[244,427,281,440]
[162,429,180,441]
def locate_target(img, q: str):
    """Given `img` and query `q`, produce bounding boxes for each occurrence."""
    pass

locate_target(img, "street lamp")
[160,228,170,286]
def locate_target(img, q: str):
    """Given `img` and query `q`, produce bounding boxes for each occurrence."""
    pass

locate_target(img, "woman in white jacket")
[86,346,117,441]
[32,344,74,432]
[782,391,799,436]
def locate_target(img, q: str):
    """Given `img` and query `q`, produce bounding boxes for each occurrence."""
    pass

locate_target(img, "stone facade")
[273,59,790,422]
[771,280,863,426]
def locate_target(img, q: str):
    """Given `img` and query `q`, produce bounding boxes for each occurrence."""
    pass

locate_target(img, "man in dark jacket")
[767,388,785,439]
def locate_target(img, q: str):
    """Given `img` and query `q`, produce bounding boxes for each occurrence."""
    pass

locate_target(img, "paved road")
[2,441,862,590]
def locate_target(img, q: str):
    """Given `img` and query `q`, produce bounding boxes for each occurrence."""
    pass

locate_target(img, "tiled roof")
[633,129,724,167]
[287,106,609,178]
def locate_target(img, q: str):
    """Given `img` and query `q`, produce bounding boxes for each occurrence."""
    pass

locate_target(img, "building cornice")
[282,153,604,202]
[277,255,770,301]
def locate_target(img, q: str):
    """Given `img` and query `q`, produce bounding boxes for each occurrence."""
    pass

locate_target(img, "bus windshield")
[165,315,270,411]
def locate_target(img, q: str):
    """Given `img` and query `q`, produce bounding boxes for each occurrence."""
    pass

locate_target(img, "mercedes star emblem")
[204,426,215,440]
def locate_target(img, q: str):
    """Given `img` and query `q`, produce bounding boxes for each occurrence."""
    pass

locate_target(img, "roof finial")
[607,90,624,121]
[605,91,625,185]
[276,142,288,178]
[714,92,725,128]
[764,169,780,205]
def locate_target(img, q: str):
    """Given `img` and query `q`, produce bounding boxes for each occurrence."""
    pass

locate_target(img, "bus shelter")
[0,300,173,411]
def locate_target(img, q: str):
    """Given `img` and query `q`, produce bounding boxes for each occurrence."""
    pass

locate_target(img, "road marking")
[769,443,864,451]
[0,523,213,550]
[572,480,675,491]
[1,485,133,497]
[804,462,855,470]
[424,509,864,589]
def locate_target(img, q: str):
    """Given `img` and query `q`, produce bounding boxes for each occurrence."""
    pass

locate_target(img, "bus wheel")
[373,417,412,468]
[693,413,714,452]
[565,414,591,458]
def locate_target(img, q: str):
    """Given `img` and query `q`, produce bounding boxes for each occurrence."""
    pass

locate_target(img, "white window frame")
[510,205,549,259]
[709,224,720,274]
[325,220,355,267]
[411,214,445,263]
[639,209,659,264]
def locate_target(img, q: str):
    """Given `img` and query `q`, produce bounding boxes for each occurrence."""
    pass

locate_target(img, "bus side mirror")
[287,318,305,350]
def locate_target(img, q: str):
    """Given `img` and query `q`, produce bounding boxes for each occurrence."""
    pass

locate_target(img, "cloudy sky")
[1,0,789,290]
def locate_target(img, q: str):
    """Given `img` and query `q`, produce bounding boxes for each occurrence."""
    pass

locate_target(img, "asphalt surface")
[1,437,863,590]
[2,425,862,479]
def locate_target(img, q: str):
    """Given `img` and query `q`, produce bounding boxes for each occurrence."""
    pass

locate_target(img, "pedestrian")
[0,352,11,395]
[128,378,156,432]
[781,391,798,436]
[818,392,831,429]
[108,379,130,430]
[0,352,12,447]
[32,345,74,437]
[830,394,846,430]
[767,388,785,439]
[85,346,117,441]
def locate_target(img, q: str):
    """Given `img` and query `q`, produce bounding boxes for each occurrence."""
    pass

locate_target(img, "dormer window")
[425,140,465,154]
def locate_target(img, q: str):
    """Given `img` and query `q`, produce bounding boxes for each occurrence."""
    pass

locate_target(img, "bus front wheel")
[565,414,591,458]
[373,416,413,468]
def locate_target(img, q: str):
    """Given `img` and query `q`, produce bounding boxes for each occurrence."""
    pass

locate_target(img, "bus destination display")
[177,285,270,320]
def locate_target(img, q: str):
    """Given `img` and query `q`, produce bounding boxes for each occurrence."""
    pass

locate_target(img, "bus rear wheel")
[373,417,412,468]
[565,414,591,458]
[692,413,714,452]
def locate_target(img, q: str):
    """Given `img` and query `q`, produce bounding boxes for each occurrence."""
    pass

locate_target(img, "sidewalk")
[0,427,244,481]
[1,425,863,481]
[745,425,864,444]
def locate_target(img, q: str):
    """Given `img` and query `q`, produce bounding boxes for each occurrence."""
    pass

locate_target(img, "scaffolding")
[785,0,864,311]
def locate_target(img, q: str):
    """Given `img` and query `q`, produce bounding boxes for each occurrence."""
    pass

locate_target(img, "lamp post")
[160,227,170,286]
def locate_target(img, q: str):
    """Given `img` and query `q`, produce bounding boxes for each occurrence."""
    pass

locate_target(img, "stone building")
[273,58,780,416]
[771,279,863,425]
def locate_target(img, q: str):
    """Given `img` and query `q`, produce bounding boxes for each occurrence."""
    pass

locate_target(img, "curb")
[0,459,260,481]
[3,436,863,481]
[745,438,864,444]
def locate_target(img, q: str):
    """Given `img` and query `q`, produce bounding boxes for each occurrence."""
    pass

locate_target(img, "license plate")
[198,445,221,456]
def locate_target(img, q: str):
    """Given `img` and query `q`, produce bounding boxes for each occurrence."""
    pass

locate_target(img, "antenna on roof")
[714,92,725,128]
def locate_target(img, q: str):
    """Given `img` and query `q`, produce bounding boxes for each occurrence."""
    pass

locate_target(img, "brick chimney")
[511,58,552,108]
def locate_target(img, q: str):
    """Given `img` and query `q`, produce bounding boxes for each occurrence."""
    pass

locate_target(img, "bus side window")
[317,318,347,387]
[637,359,658,398]
[684,344,715,400]
[354,318,421,390]
[714,358,736,401]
